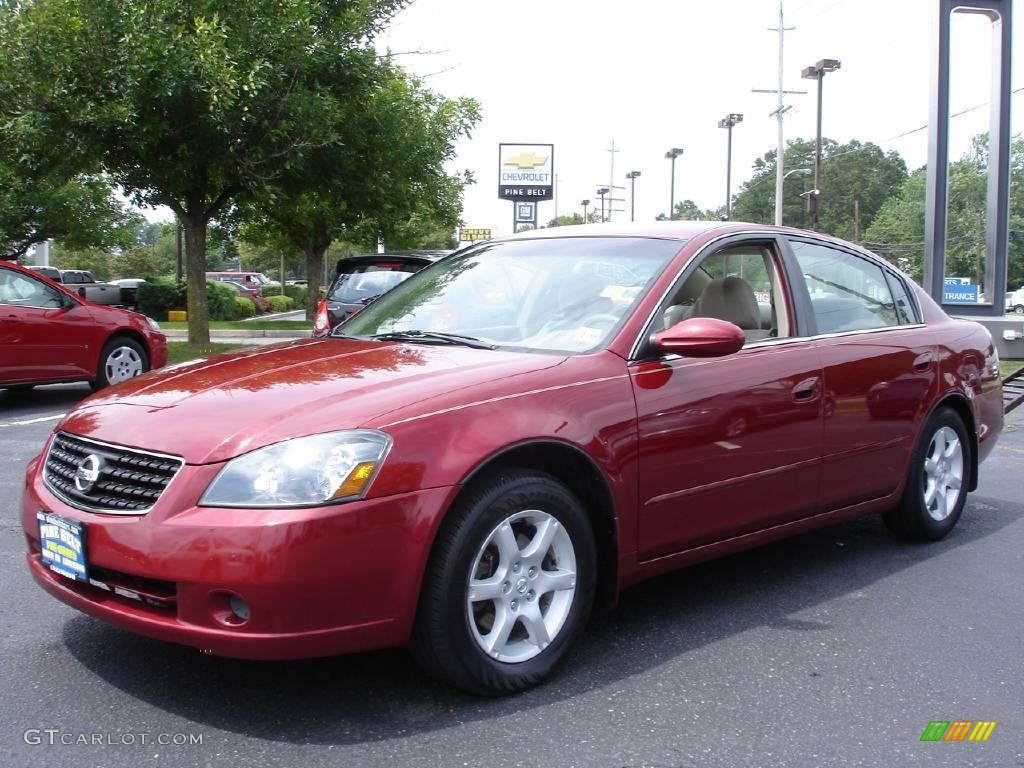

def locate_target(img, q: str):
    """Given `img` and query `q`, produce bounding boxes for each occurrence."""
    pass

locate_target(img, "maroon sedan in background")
[1,260,166,390]
[21,222,1002,695]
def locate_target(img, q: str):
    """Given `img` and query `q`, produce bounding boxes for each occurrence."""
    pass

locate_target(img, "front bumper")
[22,452,455,659]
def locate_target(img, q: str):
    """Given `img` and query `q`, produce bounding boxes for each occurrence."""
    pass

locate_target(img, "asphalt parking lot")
[1,384,1022,768]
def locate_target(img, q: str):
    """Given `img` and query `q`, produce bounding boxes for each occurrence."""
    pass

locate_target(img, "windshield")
[338,237,681,354]
[329,262,421,304]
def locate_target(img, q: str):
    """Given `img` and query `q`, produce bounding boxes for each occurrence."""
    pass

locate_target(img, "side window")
[661,243,791,342]
[885,271,919,325]
[790,240,898,333]
[0,269,64,308]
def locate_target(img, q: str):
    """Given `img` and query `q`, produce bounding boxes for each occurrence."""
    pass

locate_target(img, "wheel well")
[933,394,978,492]
[460,441,619,607]
[103,330,150,358]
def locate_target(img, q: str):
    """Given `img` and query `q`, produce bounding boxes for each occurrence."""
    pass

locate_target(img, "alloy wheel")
[466,509,577,664]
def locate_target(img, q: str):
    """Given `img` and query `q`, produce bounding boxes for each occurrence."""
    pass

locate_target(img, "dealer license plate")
[37,512,88,583]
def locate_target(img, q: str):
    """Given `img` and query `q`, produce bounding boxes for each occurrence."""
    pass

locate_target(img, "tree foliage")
[731,138,907,239]
[0,0,410,342]
[0,166,138,260]
[238,65,479,318]
[864,135,1024,289]
[655,199,721,222]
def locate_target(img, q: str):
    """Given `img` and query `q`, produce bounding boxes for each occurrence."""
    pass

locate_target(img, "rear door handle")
[792,376,820,402]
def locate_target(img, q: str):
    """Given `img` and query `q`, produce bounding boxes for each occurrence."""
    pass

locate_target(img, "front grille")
[43,432,184,514]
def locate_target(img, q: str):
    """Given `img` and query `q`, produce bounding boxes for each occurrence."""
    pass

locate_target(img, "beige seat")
[689,276,771,341]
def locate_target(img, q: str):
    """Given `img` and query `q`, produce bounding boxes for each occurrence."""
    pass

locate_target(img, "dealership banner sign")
[498,143,554,201]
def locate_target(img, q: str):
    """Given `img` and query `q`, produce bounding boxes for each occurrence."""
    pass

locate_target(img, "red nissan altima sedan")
[21,222,1003,694]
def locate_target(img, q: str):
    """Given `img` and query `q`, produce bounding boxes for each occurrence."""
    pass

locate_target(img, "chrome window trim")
[43,432,186,516]
[638,323,929,365]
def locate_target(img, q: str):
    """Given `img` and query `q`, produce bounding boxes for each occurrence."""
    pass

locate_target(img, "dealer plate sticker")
[37,512,88,582]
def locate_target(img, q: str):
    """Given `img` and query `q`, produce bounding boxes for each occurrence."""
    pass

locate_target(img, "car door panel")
[816,328,937,508]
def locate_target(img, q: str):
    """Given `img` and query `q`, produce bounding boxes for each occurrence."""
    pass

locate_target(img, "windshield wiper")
[371,330,496,350]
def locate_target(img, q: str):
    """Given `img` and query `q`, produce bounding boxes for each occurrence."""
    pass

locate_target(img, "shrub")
[206,280,238,321]
[137,278,186,320]
[233,296,257,318]
[284,284,307,307]
[265,294,295,312]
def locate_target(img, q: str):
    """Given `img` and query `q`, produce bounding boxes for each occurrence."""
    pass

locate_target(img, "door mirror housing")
[651,317,745,358]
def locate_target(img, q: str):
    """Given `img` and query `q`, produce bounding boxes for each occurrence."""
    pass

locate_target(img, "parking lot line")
[0,413,65,429]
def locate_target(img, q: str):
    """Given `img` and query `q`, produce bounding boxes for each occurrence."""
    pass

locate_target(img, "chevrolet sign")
[498,143,554,201]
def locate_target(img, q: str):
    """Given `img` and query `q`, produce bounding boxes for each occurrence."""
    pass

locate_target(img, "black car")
[313,251,452,335]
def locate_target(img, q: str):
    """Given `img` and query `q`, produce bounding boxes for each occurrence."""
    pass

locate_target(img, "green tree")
[656,199,718,221]
[1,0,407,343]
[0,165,138,259]
[239,66,478,318]
[864,134,1024,289]
[731,139,907,238]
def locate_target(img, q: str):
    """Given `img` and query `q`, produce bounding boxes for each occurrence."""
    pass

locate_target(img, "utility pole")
[853,198,861,242]
[753,2,804,226]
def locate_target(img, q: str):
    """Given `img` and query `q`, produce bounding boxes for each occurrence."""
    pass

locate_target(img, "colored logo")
[920,721,997,742]
[74,454,103,493]
[504,152,548,170]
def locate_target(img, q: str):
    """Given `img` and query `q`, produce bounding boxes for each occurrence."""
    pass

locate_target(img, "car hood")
[59,338,566,464]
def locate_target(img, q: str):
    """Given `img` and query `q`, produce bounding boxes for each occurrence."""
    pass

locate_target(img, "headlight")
[200,430,392,508]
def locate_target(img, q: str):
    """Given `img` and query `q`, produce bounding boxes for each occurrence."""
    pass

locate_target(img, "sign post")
[498,143,553,233]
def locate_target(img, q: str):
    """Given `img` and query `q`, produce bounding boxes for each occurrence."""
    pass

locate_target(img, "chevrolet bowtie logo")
[504,152,548,170]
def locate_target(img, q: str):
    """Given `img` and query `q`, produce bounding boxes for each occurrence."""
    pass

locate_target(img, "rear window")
[329,261,420,304]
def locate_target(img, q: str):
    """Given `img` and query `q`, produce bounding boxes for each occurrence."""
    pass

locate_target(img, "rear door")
[785,238,936,510]
[629,235,824,558]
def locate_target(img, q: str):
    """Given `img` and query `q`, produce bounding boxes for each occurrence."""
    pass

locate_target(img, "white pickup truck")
[28,267,125,306]
[1006,288,1024,315]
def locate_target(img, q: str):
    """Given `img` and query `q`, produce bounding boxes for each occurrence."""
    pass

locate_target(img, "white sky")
[374,0,1022,236]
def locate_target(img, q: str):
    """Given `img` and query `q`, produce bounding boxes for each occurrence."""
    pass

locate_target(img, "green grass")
[161,320,312,331]
[1000,359,1023,379]
[165,342,250,366]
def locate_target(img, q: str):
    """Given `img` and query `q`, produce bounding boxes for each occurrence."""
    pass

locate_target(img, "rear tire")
[91,336,149,391]
[411,470,596,695]
[883,407,971,541]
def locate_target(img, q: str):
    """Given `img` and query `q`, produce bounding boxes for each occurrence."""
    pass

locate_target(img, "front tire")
[883,406,971,541]
[412,470,597,695]
[91,336,149,391]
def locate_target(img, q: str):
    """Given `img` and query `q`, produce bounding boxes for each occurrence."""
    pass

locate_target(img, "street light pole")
[581,199,590,224]
[625,171,641,222]
[802,58,841,231]
[717,114,743,219]
[664,148,684,220]
[597,188,610,223]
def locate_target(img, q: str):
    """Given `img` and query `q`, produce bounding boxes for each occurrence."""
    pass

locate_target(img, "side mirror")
[651,317,745,358]
[60,293,78,309]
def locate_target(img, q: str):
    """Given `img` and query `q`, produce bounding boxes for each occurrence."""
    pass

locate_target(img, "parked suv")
[313,252,451,335]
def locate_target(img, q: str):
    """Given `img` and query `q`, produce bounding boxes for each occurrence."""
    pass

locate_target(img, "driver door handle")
[792,376,820,402]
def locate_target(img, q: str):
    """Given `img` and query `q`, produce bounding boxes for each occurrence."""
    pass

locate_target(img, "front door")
[629,237,824,559]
